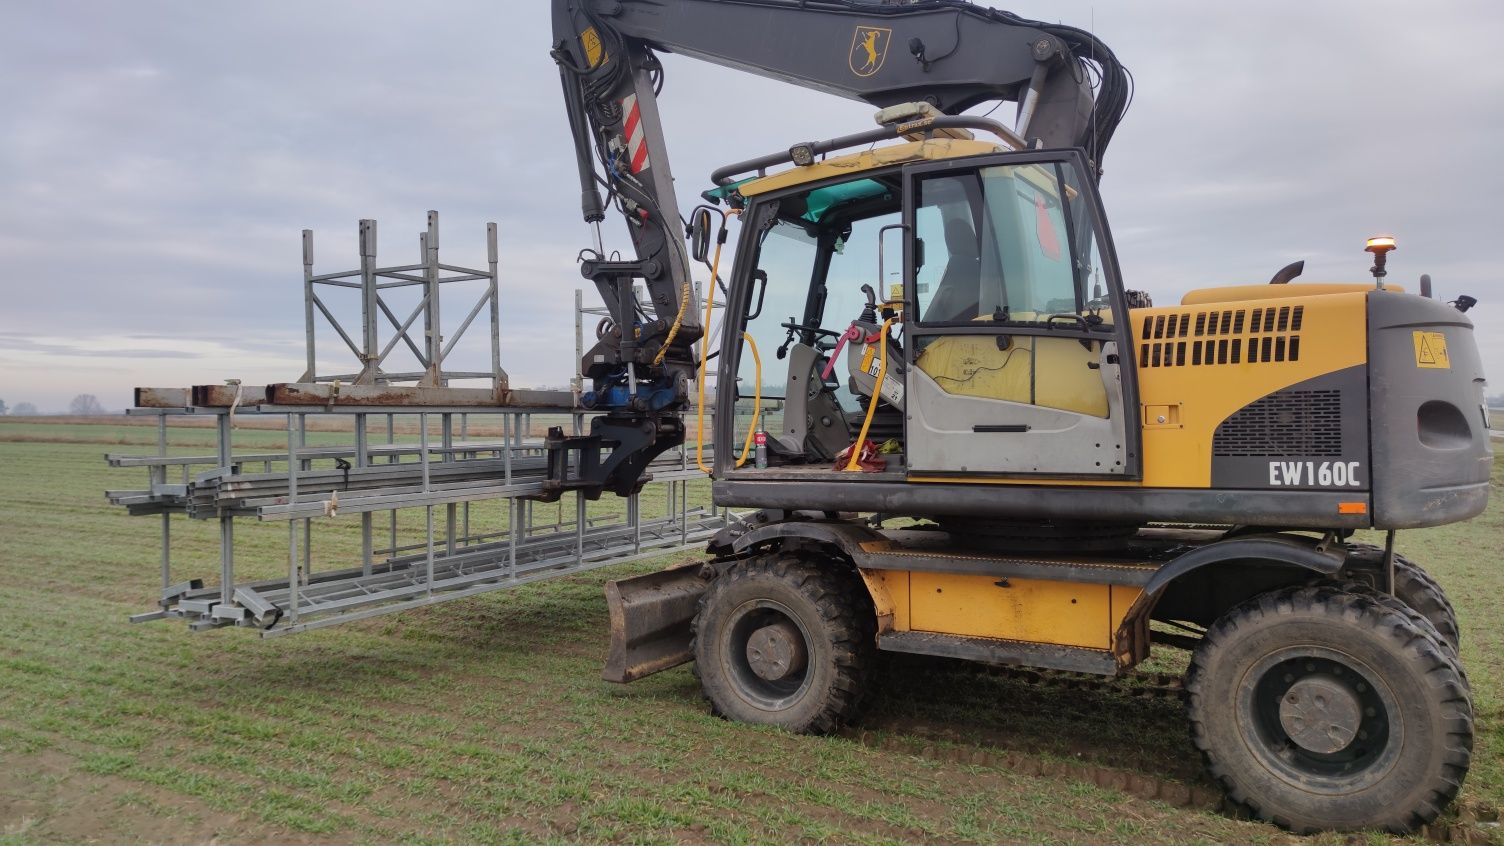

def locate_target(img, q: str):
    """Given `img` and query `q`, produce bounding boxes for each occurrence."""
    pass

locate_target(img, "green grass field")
[1,416,1500,845]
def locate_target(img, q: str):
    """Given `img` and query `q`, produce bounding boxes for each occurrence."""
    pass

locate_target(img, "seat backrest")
[921,217,981,323]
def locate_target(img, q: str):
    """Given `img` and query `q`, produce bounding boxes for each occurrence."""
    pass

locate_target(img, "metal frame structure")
[300,211,503,390]
[111,405,723,636]
[110,213,729,636]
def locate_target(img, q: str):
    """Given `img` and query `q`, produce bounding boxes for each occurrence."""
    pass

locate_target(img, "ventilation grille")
[1212,388,1342,457]
[1138,305,1304,368]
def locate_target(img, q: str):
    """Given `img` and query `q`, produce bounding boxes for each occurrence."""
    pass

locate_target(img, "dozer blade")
[602,561,709,683]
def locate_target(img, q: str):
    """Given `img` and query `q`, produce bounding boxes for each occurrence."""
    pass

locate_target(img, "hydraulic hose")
[845,317,895,471]
[652,276,690,367]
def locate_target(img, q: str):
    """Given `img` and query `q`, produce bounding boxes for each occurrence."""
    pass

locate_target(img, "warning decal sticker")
[1412,330,1450,369]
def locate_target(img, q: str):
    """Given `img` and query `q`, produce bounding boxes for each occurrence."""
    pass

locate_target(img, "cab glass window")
[913,160,1111,327]
[736,218,819,440]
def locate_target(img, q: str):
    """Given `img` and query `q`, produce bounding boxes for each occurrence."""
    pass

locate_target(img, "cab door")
[901,150,1141,478]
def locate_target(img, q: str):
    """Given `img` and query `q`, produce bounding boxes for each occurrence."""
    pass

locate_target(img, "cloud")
[0,333,199,359]
[0,0,1499,413]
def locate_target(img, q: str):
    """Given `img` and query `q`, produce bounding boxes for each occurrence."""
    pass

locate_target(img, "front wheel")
[1187,586,1472,833]
[691,552,875,734]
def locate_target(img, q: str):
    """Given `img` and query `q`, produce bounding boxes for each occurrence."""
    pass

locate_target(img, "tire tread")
[1186,585,1472,834]
[1342,543,1460,651]
[690,551,876,734]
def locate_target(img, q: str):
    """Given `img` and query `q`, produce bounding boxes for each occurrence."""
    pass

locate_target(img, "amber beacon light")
[1365,234,1396,289]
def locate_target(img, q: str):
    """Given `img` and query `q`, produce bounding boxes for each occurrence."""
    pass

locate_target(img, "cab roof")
[734,137,1003,199]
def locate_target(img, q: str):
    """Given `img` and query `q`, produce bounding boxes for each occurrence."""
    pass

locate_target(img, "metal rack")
[110,212,728,637]
[112,406,722,636]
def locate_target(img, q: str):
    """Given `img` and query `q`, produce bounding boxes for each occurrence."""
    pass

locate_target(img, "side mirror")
[690,208,713,264]
[876,222,909,310]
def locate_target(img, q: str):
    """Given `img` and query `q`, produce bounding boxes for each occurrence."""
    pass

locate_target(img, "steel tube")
[375,295,431,367]
[421,412,434,595]
[357,413,372,578]
[387,413,397,554]
[488,222,502,392]
[359,219,378,382]
[302,229,316,381]
[300,415,311,579]
[287,414,300,622]
[157,416,170,593]
[439,290,494,361]
[310,292,365,360]
[443,413,456,557]
[217,413,235,605]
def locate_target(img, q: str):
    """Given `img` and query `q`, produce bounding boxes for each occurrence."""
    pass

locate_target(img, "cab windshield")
[731,173,903,459]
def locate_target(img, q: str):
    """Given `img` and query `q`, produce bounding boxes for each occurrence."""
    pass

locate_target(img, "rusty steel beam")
[191,384,268,407]
[262,382,576,408]
[134,387,191,408]
[266,382,500,407]
[136,383,578,410]
[503,388,577,408]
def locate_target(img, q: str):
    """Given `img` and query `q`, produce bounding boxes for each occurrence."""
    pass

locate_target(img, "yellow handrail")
[845,316,895,471]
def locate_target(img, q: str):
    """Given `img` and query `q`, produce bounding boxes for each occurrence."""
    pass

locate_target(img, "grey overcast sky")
[1,0,1500,411]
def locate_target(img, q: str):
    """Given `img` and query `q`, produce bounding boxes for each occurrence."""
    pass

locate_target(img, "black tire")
[1341,543,1461,653]
[691,552,876,734]
[1187,585,1472,834]
[1309,577,1462,665]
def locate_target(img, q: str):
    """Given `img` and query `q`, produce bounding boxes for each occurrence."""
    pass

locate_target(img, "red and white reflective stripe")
[621,93,650,174]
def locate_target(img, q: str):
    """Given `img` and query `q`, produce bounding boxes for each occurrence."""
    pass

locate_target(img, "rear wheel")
[1308,577,1462,664]
[691,552,875,734]
[1340,543,1460,653]
[1187,586,1472,833]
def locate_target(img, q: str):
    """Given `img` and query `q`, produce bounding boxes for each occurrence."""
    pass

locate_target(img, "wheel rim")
[1239,646,1401,794]
[720,598,814,711]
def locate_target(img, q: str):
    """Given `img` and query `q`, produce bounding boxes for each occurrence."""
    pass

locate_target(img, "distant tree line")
[0,395,110,416]
[69,394,105,415]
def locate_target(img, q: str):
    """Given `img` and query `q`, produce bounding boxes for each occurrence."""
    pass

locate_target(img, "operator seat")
[921,217,982,323]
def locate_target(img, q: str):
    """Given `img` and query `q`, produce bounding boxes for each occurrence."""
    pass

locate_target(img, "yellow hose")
[693,229,728,474]
[652,273,691,368]
[845,317,895,471]
[733,332,762,468]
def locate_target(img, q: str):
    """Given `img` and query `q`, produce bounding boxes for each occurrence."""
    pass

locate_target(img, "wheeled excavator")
[548,0,1491,832]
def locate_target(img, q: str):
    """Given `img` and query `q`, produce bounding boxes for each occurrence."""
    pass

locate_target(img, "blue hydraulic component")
[581,365,679,412]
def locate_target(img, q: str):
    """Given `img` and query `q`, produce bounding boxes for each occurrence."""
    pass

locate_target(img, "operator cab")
[712,137,1141,482]
[738,175,904,468]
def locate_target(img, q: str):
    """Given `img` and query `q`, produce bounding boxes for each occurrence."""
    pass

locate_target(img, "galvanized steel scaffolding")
[300,211,502,390]
[109,213,727,636]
